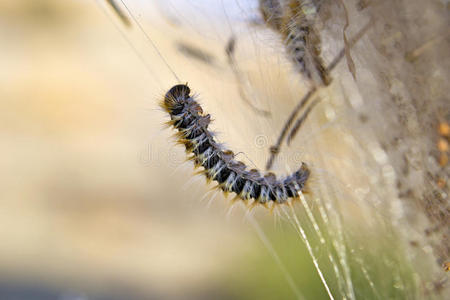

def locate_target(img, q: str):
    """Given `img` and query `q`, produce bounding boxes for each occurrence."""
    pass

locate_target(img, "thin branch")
[226,36,272,117]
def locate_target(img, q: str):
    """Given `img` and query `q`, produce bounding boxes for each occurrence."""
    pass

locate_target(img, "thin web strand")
[119,0,181,82]
[247,214,305,300]
[95,0,163,86]
[282,205,335,300]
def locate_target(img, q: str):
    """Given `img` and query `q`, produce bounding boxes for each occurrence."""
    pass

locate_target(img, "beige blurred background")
[0,1,263,299]
[1,0,448,299]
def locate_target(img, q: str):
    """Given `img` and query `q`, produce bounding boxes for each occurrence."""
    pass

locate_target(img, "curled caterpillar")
[161,84,310,205]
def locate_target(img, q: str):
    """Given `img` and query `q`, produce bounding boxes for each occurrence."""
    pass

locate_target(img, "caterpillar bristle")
[231,194,241,203]
[174,138,189,145]
[269,202,278,214]
[248,200,259,211]
[222,190,230,198]
[229,195,240,206]
[159,101,167,111]
[193,168,208,177]
[162,84,310,208]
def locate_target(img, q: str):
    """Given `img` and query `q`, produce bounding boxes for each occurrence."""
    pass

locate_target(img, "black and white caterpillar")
[259,0,331,86]
[161,84,310,205]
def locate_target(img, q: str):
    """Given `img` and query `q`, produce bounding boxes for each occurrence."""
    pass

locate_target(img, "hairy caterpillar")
[161,84,310,205]
[260,0,331,86]
[260,0,330,170]
[260,1,371,169]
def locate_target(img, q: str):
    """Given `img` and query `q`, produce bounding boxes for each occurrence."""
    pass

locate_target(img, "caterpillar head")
[163,84,191,111]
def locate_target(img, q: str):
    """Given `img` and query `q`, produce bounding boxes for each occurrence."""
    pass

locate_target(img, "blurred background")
[0,0,448,299]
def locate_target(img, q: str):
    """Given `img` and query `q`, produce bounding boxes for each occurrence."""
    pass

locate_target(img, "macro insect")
[260,0,329,169]
[260,0,371,169]
[161,84,310,206]
[260,0,330,86]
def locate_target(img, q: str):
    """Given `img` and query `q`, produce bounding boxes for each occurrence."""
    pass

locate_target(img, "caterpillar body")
[161,84,310,205]
[260,0,331,86]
